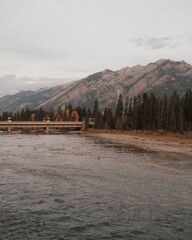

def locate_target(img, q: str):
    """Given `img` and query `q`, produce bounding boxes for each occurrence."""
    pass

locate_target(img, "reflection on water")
[0,133,192,240]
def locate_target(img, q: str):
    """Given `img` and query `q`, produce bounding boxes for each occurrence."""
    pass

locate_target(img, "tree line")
[0,104,88,122]
[93,89,192,133]
[0,89,191,133]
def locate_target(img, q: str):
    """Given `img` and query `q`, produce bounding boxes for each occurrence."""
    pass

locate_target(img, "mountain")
[0,59,192,113]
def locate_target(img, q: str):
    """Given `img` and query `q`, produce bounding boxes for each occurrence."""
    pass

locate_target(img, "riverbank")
[87,129,192,162]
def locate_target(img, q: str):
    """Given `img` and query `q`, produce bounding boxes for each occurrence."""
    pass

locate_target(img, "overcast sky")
[0,0,192,97]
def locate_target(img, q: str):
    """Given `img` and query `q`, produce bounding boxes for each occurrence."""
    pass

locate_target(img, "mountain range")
[0,59,192,113]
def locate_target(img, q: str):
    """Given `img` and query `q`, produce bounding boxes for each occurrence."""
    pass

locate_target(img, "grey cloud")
[133,37,175,50]
[134,38,145,47]
[0,75,74,98]
[146,37,172,49]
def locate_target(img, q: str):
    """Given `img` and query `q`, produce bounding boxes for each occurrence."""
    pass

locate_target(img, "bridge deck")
[0,121,84,132]
[0,120,94,133]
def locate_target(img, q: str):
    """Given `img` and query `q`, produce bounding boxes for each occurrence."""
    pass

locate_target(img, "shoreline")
[86,129,192,162]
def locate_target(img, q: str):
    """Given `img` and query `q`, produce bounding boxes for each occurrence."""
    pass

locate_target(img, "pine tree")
[127,99,134,130]
[2,111,9,121]
[48,108,55,121]
[142,93,150,130]
[57,106,63,120]
[167,91,181,132]
[123,97,129,130]
[149,93,158,130]
[93,99,100,129]
[103,108,114,129]
[93,99,99,118]
[183,89,192,131]
[135,95,142,130]
[160,94,168,129]
[115,94,123,130]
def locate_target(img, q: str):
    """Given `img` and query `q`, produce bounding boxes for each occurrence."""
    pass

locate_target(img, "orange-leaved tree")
[71,111,79,121]
[31,113,35,121]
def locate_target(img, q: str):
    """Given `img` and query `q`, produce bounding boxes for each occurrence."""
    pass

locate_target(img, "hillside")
[0,59,192,113]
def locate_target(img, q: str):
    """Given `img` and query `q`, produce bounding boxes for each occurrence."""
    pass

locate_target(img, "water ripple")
[0,134,191,240]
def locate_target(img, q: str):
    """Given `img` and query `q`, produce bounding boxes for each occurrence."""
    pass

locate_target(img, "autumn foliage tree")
[31,113,35,121]
[71,111,79,121]
[65,108,70,121]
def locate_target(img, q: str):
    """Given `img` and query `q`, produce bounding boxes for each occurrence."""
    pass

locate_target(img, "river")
[0,133,191,240]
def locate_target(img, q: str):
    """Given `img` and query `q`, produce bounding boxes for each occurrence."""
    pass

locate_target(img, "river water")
[0,133,191,240]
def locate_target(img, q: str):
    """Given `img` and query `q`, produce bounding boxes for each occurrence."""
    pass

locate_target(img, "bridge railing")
[0,119,95,133]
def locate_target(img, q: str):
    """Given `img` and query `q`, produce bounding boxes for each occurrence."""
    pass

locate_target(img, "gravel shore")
[87,131,192,162]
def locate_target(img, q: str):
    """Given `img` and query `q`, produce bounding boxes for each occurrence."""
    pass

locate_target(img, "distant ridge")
[0,59,192,113]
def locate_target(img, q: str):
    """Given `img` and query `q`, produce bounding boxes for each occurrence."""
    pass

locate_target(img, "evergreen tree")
[167,91,181,132]
[123,97,129,130]
[36,107,45,121]
[48,107,55,121]
[183,89,192,130]
[93,99,100,129]
[106,108,114,129]
[115,94,123,130]
[57,106,63,120]
[142,93,150,130]
[149,93,158,130]
[85,108,92,129]
[160,94,168,129]
[135,95,142,130]
[127,99,134,130]
[2,111,9,121]
[93,99,99,118]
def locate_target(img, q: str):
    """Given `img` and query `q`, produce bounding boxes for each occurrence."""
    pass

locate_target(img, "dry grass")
[87,129,192,144]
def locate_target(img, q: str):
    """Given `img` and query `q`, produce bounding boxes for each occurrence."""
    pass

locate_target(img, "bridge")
[0,119,94,134]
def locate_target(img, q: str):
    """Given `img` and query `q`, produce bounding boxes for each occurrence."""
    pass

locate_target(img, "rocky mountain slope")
[0,59,192,113]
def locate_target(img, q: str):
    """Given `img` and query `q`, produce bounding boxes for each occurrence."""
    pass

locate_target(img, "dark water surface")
[0,133,191,240]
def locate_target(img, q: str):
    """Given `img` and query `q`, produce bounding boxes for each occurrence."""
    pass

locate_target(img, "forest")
[0,89,191,133]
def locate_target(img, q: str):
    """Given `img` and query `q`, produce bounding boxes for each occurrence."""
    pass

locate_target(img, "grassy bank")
[87,129,192,144]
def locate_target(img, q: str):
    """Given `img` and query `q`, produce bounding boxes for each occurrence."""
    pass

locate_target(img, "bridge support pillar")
[81,120,86,131]
[46,127,49,134]
[8,127,11,133]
